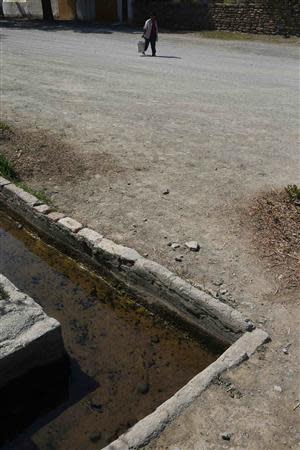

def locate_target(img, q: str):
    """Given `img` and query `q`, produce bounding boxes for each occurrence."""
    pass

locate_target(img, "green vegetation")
[0,121,11,132]
[0,153,19,181]
[285,184,300,203]
[0,152,52,205]
[0,284,9,300]
[18,183,52,205]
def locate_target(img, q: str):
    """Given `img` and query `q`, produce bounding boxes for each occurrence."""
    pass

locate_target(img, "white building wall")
[3,0,43,18]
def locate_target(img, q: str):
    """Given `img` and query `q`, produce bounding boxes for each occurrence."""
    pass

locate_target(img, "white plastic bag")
[138,40,145,53]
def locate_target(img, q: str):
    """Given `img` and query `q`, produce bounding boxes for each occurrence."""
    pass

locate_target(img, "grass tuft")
[285,184,300,203]
[17,182,52,205]
[0,122,11,132]
[0,153,19,181]
[0,285,9,300]
[0,153,52,205]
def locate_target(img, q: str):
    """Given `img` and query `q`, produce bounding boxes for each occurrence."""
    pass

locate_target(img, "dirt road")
[1,22,300,450]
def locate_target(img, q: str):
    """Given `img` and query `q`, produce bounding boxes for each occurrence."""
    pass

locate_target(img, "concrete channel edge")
[0,176,271,449]
[0,176,253,346]
[105,328,270,450]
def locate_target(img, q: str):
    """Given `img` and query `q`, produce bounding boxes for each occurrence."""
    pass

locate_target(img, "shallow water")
[0,209,219,450]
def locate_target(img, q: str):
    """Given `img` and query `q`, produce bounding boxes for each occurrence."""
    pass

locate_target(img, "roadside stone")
[221,432,232,441]
[34,204,52,214]
[5,183,41,207]
[0,274,64,389]
[58,217,83,233]
[171,243,180,250]
[185,241,200,252]
[77,227,103,245]
[47,211,65,222]
[175,255,183,262]
[282,343,291,354]
[162,188,169,195]
[0,176,11,187]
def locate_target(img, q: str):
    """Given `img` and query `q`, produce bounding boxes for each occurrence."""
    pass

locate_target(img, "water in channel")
[0,209,220,450]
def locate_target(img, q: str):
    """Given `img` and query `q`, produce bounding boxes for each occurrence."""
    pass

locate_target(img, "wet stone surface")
[0,209,219,450]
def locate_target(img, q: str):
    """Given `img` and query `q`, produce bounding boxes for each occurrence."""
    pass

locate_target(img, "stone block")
[0,274,65,389]
[94,238,141,267]
[77,227,103,245]
[0,176,11,188]
[4,184,40,207]
[34,204,52,214]
[47,211,66,222]
[58,217,83,233]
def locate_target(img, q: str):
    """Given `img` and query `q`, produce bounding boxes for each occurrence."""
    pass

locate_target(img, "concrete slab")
[0,274,65,389]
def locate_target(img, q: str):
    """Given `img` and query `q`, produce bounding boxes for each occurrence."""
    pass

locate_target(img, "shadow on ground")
[0,18,141,35]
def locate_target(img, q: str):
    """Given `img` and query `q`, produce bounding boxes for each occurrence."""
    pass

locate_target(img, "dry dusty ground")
[1,23,300,450]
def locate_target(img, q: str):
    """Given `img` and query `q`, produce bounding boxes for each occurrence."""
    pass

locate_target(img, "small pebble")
[213,280,224,287]
[185,241,200,252]
[162,189,170,195]
[221,432,232,441]
[171,243,180,250]
[220,289,228,295]
[274,385,282,393]
[175,255,183,262]
[282,347,289,354]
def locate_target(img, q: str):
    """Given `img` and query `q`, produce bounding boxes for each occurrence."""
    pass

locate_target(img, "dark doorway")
[122,0,128,23]
[41,0,54,20]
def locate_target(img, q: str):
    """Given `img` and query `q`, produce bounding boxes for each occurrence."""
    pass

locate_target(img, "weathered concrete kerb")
[0,273,65,389]
[0,175,271,449]
[105,328,270,450]
[0,175,253,347]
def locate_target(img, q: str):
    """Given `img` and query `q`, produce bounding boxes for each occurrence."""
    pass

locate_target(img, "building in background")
[1,0,134,23]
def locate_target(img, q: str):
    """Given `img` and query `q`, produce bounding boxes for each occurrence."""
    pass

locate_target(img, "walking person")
[142,13,158,56]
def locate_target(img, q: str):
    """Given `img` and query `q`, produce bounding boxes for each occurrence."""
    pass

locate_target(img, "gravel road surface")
[1,23,300,450]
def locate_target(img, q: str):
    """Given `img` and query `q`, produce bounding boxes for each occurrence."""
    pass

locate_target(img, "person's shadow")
[141,55,181,59]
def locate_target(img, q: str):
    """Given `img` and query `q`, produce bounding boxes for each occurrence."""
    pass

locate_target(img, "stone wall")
[133,0,300,35]
[211,0,300,35]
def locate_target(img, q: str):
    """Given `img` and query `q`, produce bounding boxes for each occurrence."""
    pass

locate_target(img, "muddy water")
[0,209,219,450]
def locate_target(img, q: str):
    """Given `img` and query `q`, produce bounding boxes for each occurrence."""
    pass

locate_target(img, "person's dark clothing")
[144,37,156,56]
[150,20,157,39]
